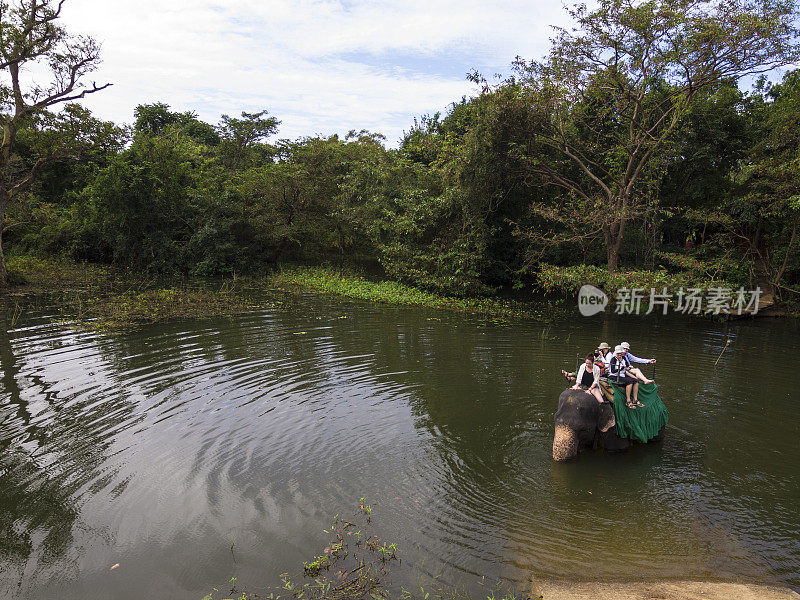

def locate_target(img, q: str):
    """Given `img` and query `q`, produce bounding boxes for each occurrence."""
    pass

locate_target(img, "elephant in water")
[552,388,665,461]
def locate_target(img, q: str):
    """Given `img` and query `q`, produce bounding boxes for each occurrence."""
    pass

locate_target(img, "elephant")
[552,388,665,461]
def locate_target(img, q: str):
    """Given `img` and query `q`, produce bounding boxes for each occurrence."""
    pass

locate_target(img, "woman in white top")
[572,354,605,404]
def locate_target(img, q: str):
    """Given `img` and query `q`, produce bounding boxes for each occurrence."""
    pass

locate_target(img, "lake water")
[0,293,798,599]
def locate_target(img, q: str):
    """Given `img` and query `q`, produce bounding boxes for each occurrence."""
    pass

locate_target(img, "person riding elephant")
[553,388,631,461]
[620,341,655,384]
[553,387,666,461]
[608,345,642,408]
[572,354,605,404]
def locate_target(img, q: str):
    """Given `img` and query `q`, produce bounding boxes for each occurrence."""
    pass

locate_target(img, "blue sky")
[60,0,568,146]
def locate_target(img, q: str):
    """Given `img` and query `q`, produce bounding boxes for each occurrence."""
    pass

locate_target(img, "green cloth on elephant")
[610,382,668,443]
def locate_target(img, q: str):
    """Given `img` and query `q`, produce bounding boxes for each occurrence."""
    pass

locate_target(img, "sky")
[56,0,570,146]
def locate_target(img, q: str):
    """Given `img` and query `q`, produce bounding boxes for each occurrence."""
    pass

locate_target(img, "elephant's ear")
[598,403,616,433]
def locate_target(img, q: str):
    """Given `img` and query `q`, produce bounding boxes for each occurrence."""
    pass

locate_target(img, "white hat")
[614,345,624,353]
[621,341,630,350]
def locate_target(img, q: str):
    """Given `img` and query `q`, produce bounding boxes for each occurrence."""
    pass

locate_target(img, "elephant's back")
[609,382,669,443]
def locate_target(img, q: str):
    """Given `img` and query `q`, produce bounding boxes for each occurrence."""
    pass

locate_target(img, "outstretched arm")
[627,352,654,364]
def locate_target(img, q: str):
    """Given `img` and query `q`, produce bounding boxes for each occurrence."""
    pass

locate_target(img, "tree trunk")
[602,196,629,273]
[607,244,619,272]
[774,214,798,286]
[602,223,617,272]
[604,219,626,272]
[646,216,659,269]
[0,194,7,288]
[0,222,7,288]
[753,218,763,251]
[611,221,625,272]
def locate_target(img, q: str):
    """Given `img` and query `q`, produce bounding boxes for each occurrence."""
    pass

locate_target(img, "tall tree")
[0,0,109,284]
[509,0,798,272]
[217,110,279,168]
[726,71,800,293]
[133,102,219,146]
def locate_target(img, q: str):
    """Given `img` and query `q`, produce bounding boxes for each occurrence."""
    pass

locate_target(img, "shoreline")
[4,257,572,330]
[3,256,794,331]
[530,579,800,600]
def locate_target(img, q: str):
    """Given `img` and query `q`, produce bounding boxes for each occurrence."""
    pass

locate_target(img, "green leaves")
[134,103,220,146]
[504,0,800,272]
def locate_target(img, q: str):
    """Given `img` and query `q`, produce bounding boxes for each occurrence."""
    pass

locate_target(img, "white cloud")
[57,0,568,145]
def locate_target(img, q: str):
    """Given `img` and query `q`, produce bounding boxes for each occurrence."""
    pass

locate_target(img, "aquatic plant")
[269,265,566,322]
[202,501,526,600]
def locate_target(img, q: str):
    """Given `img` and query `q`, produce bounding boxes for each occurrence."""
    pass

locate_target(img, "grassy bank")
[539,261,800,316]
[537,260,740,296]
[4,256,569,330]
[269,265,564,321]
[5,255,784,331]
[7,255,119,291]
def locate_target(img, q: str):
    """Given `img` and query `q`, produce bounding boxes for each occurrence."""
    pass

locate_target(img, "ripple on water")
[0,301,797,599]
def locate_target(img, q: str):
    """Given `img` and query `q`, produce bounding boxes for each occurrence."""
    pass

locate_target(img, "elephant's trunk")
[553,424,579,461]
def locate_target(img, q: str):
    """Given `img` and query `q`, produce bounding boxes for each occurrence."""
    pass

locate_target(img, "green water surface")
[0,294,797,598]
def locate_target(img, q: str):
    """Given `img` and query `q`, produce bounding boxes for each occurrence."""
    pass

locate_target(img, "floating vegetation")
[203,500,520,600]
[269,265,567,322]
[59,287,260,331]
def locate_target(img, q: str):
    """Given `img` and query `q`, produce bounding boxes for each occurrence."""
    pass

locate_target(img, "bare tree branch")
[0,0,110,284]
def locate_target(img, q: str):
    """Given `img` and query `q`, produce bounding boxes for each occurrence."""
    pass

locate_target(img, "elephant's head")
[552,388,616,461]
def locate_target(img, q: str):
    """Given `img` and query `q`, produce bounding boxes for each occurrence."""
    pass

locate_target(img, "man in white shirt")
[620,341,655,384]
[607,345,642,407]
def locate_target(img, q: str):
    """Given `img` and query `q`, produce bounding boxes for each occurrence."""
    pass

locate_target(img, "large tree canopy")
[0,0,109,284]
[508,0,799,272]
[3,0,800,302]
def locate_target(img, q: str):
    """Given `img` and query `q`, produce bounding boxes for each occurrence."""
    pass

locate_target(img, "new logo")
[578,284,608,317]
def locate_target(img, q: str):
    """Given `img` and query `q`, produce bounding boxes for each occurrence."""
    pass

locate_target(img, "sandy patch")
[530,580,800,600]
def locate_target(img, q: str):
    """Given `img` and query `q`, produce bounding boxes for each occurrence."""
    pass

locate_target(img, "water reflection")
[0,308,128,589]
[0,296,797,599]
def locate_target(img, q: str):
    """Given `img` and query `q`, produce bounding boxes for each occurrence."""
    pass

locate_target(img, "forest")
[2,0,800,306]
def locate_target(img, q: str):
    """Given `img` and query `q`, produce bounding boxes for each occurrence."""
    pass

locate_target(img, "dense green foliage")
[272,265,567,321]
[4,0,800,303]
